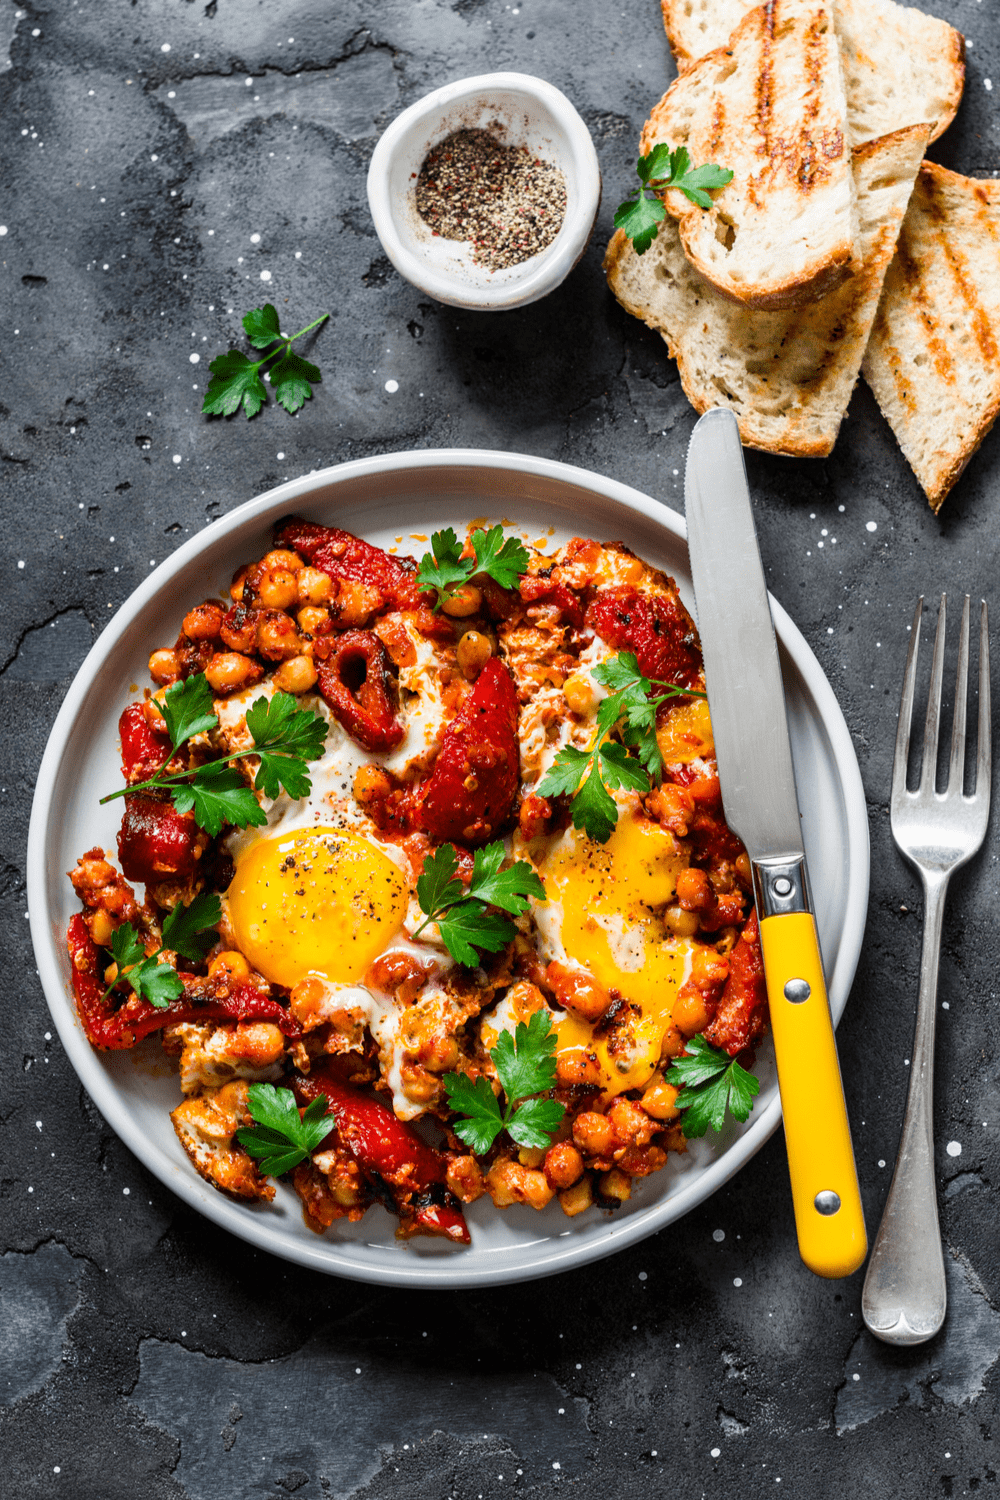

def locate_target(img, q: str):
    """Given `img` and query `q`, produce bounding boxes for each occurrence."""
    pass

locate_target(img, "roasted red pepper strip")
[294,1068,470,1245]
[586,585,702,688]
[519,573,585,628]
[315,629,405,752]
[119,702,171,783]
[67,915,302,1050]
[704,910,768,1057]
[117,794,204,884]
[275,517,424,612]
[415,656,519,846]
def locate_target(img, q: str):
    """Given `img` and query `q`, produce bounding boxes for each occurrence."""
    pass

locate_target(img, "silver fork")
[862,595,991,1346]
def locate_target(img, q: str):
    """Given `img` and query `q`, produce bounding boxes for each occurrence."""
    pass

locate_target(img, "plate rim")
[27,447,870,1288]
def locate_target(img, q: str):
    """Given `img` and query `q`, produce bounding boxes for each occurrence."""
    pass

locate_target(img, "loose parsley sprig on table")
[416,525,530,611]
[443,1009,566,1154]
[202,303,329,419]
[236,1083,333,1176]
[665,1035,760,1138]
[100,674,328,836]
[101,892,222,1009]
[614,144,734,254]
[412,840,546,967]
[536,651,707,843]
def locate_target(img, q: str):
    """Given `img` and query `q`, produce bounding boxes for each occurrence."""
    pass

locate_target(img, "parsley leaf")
[236,1084,333,1176]
[155,673,218,753]
[101,678,328,836]
[666,1035,760,1138]
[614,145,734,254]
[537,652,707,841]
[443,1009,566,1154]
[202,306,329,421]
[415,525,530,610]
[102,893,222,1010]
[412,840,545,966]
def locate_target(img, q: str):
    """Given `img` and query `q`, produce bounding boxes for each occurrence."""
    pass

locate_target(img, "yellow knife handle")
[758,911,867,1278]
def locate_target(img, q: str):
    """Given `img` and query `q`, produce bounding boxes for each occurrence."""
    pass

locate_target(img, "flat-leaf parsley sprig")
[536,650,707,843]
[665,1035,760,1138]
[202,303,329,419]
[416,525,530,611]
[443,1009,566,1154]
[236,1083,333,1176]
[614,144,734,254]
[100,674,329,837]
[101,892,222,1009]
[412,840,546,966]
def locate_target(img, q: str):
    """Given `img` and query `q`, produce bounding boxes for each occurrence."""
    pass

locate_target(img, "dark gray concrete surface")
[3,1,999,1496]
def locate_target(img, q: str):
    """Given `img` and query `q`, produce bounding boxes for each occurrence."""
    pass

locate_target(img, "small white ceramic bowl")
[367,72,601,311]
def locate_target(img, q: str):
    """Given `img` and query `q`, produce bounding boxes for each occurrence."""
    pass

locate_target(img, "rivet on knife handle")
[757,901,867,1279]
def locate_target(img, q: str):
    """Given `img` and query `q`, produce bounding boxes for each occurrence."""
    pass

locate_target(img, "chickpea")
[518,1146,547,1169]
[220,607,258,654]
[641,1075,681,1121]
[204,652,259,693]
[572,1110,614,1158]
[90,909,116,947]
[297,566,332,605]
[256,614,301,661]
[258,567,299,611]
[208,950,251,983]
[421,1035,460,1073]
[664,904,700,938]
[485,1159,554,1211]
[544,1141,585,1191]
[273,655,318,694]
[563,672,596,715]
[104,962,119,986]
[672,984,714,1037]
[446,1155,486,1204]
[182,601,225,641]
[142,695,168,732]
[148,648,180,685]
[659,1024,686,1060]
[691,947,730,988]
[230,565,248,603]
[559,1175,594,1218]
[456,630,493,679]
[353,764,392,806]
[263,548,303,573]
[607,1098,654,1147]
[297,605,329,636]
[333,579,382,628]
[229,1022,285,1066]
[75,856,115,890]
[546,960,608,1024]
[441,583,482,618]
[676,867,713,910]
[735,851,753,886]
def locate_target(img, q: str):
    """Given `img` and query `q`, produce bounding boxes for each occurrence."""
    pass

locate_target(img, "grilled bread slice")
[643,0,861,310]
[660,0,964,148]
[862,163,1000,510]
[604,125,928,457]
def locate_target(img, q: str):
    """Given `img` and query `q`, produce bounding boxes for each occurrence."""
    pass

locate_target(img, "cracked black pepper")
[415,128,567,272]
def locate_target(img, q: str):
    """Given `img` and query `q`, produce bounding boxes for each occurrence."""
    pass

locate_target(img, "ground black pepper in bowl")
[415,128,567,272]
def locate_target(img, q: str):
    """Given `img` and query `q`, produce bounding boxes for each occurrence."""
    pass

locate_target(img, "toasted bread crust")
[605,125,928,458]
[662,0,965,145]
[862,162,1000,510]
[643,0,861,311]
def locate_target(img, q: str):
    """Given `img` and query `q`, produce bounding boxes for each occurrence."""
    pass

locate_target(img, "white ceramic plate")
[28,451,869,1288]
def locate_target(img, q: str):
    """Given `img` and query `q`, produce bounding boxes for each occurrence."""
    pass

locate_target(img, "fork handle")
[862,870,948,1344]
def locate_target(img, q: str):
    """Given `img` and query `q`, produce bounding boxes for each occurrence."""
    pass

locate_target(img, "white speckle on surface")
[0,226,7,236]
[355,1367,361,1374]
[295,250,302,259]
[852,1373,860,1381]
[277,451,285,460]
[150,154,158,161]
[638,1270,647,1281]
[711,1448,721,1458]
[245,76,253,86]
[385,379,399,393]
[947,1140,962,1157]
[985,79,993,91]
[172,454,182,464]
[123,1187,130,1195]
[713,1228,725,1242]
[18,560,24,569]
[53,1468,60,1475]
[552,1463,561,1471]
[866,521,877,532]
[734,1277,742,1287]
[160,41,170,51]
[167,89,175,98]
[31,25,40,35]
[250,232,261,243]
[878,1159,886,1168]
[189,352,200,364]
[259,269,272,282]
[35,1121,42,1130]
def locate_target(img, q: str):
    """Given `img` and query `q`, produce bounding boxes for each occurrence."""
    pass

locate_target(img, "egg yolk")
[227,827,408,988]
[534,813,695,1094]
[655,695,714,765]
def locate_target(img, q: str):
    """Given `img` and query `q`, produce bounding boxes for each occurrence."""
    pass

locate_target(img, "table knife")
[683,407,867,1279]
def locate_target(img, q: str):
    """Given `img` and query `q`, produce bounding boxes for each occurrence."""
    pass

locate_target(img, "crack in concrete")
[0,606,95,683]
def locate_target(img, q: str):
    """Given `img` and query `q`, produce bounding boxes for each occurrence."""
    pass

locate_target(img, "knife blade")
[684,407,867,1279]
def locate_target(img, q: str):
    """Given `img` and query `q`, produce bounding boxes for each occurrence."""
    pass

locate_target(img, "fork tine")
[894,597,924,794]
[977,600,991,799]
[920,594,948,791]
[947,596,971,793]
